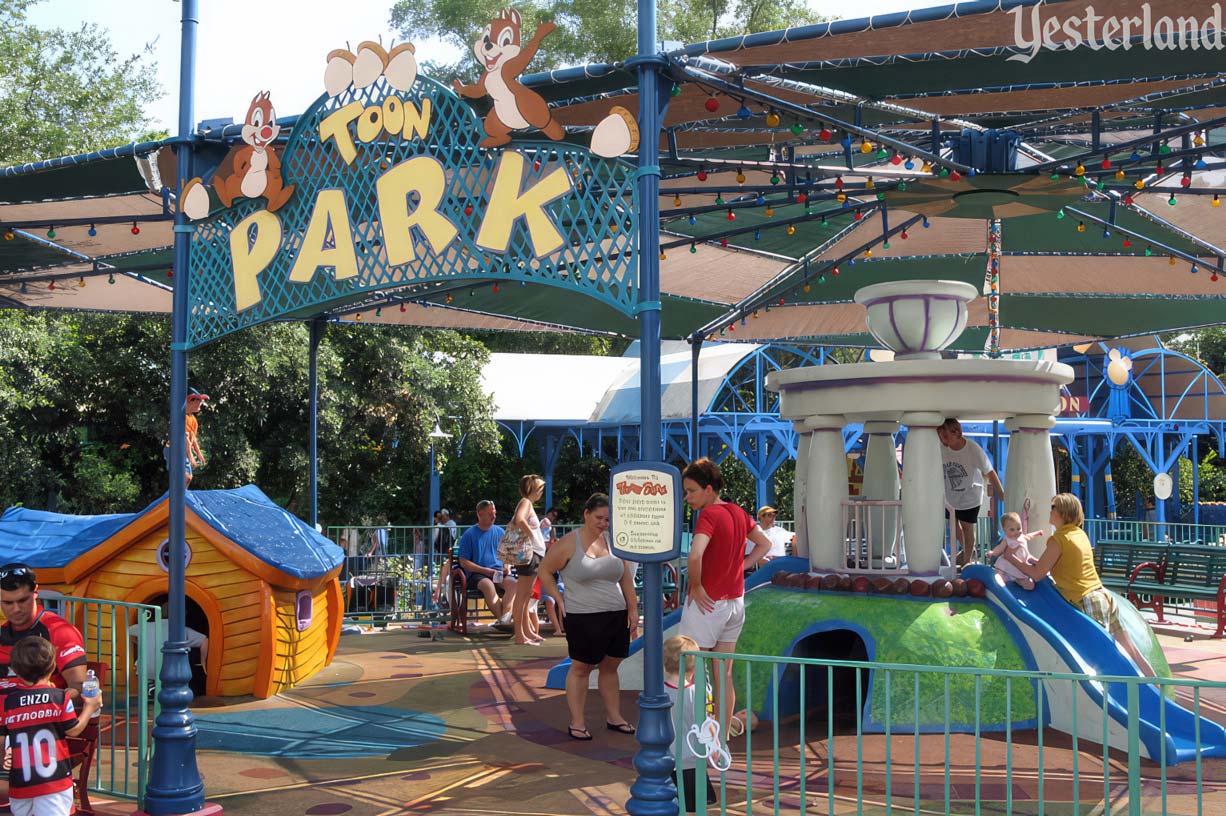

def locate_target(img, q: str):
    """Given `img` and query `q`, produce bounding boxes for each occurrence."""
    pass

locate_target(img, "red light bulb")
[704,97,719,113]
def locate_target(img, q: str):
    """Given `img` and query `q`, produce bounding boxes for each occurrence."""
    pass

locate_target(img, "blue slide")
[964,565,1226,763]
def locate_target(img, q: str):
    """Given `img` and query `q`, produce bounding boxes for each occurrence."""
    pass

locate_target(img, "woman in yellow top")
[1007,493,1155,677]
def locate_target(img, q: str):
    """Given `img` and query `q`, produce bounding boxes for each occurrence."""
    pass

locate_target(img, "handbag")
[497,526,533,566]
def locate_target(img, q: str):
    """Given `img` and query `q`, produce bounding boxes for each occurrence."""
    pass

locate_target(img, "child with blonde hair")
[987,511,1047,589]
[665,634,719,812]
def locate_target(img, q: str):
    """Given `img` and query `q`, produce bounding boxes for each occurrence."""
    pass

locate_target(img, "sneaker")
[497,612,513,626]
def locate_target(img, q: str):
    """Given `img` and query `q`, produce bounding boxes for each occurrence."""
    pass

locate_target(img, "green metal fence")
[54,595,160,808]
[1087,517,1226,546]
[329,524,685,623]
[677,650,1225,816]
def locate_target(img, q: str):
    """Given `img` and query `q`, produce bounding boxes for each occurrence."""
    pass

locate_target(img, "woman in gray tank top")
[539,493,639,741]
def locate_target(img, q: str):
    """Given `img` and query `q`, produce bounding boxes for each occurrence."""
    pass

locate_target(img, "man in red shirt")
[680,459,771,741]
[0,565,87,696]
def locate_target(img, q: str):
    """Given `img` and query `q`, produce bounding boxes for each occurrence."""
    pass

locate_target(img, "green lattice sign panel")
[185,54,639,347]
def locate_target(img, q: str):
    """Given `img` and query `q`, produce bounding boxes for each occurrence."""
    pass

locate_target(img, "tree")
[1162,327,1226,380]
[390,0,824,71]
[0,0,161,163]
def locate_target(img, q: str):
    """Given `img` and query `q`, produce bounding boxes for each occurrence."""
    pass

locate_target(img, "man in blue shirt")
[457,500,516,622]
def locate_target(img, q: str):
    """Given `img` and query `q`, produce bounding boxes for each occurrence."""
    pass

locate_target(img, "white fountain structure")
[765,280,1075,579]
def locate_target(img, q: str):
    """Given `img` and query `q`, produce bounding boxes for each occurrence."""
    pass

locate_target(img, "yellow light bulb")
[765,112,780,128]
[1169,255,1177,265]
[836,193,846,202]
[787,225,795,235]
[660,251,667,260]
[1074,164,1085,176]
[865,249,873,258]
[736,172,746,184]
[673,195,681,207]
[865,177,875,189]
[1115,169,1125,180]
[1213,196,1221,208]
[1135,179,1146,190]
[1194,134,1206,147]
[765,207,774,217]
[860,140,873,154]
[921,162,932,173]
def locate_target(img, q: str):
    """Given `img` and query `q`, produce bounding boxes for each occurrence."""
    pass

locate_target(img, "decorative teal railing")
[54,596,161,808]
[678,650,1223,816]
[1087,517,1226,546]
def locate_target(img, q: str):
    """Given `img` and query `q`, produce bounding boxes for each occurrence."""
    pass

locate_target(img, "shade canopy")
[2,0,1224,351]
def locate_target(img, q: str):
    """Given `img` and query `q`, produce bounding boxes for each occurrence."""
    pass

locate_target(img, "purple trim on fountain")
[779,372,1060,394]
[860,293,965,309]
[920,298,932,351]
[887,304,914,353]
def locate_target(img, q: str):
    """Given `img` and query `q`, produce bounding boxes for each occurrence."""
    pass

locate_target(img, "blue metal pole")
[429,443,441,527]
[143,0,208,812]
[627,1,673,812]
[690,337,702,460]
[309,319,323,529]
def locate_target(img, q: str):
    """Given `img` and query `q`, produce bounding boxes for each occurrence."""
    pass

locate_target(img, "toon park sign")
[183,12,640,348]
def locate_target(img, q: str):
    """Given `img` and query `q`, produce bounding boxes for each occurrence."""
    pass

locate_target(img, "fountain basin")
[853,279,979,360]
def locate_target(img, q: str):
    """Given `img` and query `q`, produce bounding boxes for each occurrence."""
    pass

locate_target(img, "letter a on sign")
[290,189,360,284]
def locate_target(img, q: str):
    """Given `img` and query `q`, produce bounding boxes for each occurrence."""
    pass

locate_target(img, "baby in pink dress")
[988,511,1047,589]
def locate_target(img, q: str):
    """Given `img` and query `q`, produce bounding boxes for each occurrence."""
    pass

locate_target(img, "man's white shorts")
[679,596,746,648]
[11,789,76,816]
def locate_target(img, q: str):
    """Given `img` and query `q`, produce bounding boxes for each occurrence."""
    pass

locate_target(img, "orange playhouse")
[0,485,344,698]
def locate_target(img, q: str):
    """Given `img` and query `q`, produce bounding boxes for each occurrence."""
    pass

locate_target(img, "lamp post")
[428,421,453,527]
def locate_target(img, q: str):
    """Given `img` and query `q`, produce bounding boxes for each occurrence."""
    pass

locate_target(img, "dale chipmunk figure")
[180,92,295,220]
[453,9,565,148]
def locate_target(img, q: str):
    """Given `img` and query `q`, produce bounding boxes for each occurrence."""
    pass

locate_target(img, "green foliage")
[0,0,162,163]
[0,312,502,525]
[390,0,825,70]
[1162,327,1226,380]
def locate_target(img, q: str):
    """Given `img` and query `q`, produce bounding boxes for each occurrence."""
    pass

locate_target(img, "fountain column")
[1004,414,1058,556]
[861,421,901,565]
[791,421,811,559]
[805,414,849,572]
[900,412,947,574]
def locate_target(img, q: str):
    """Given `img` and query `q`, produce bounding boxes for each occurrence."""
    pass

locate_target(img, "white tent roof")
[482,343,763,424]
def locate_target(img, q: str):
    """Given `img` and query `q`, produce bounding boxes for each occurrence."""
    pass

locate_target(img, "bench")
[66,660,108,816]
[1093,540,1170,594]
[1126,543,1226,638]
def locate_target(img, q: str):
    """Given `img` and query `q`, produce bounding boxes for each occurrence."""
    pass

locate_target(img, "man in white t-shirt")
[938,418,1004,567]
[745,506,793,569]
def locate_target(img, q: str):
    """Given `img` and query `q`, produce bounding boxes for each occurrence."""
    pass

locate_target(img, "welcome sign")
[185,38,641,348]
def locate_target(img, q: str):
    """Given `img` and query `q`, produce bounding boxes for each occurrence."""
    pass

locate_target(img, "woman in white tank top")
[508,474,548,645]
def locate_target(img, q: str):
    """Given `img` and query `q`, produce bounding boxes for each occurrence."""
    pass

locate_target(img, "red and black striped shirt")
[1,682,78,798]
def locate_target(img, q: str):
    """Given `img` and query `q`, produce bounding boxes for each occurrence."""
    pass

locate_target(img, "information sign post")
[612,462,682,816]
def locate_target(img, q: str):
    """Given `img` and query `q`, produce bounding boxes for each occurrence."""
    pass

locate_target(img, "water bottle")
[82,669,101,718]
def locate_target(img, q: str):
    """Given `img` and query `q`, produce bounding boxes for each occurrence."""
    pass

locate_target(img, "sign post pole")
[615,463,682,816]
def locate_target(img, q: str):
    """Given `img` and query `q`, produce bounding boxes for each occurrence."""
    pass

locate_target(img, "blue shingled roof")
[0,486,342,581]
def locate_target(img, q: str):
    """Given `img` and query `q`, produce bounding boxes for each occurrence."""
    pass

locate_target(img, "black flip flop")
[568,725,593,741]
[606,721,637,734]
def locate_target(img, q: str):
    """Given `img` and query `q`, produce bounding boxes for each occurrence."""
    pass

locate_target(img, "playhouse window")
[157,538,193,573]
[295,590,313,631]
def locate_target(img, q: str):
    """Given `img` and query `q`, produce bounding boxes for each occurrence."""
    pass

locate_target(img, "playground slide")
[964,564,1226,763]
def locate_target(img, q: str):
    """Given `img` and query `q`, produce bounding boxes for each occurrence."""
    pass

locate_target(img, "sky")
[29,0,948,131]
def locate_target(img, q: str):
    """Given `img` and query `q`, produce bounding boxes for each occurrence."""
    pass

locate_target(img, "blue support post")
[626,5,673,813]
[309,319,323,529]
[142,1,210,812]
[1192,437,1200,525]
[429,444,441,527]
[690,336,702,460]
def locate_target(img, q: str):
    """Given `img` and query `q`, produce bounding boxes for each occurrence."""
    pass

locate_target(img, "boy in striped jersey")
[1,638,99,816]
